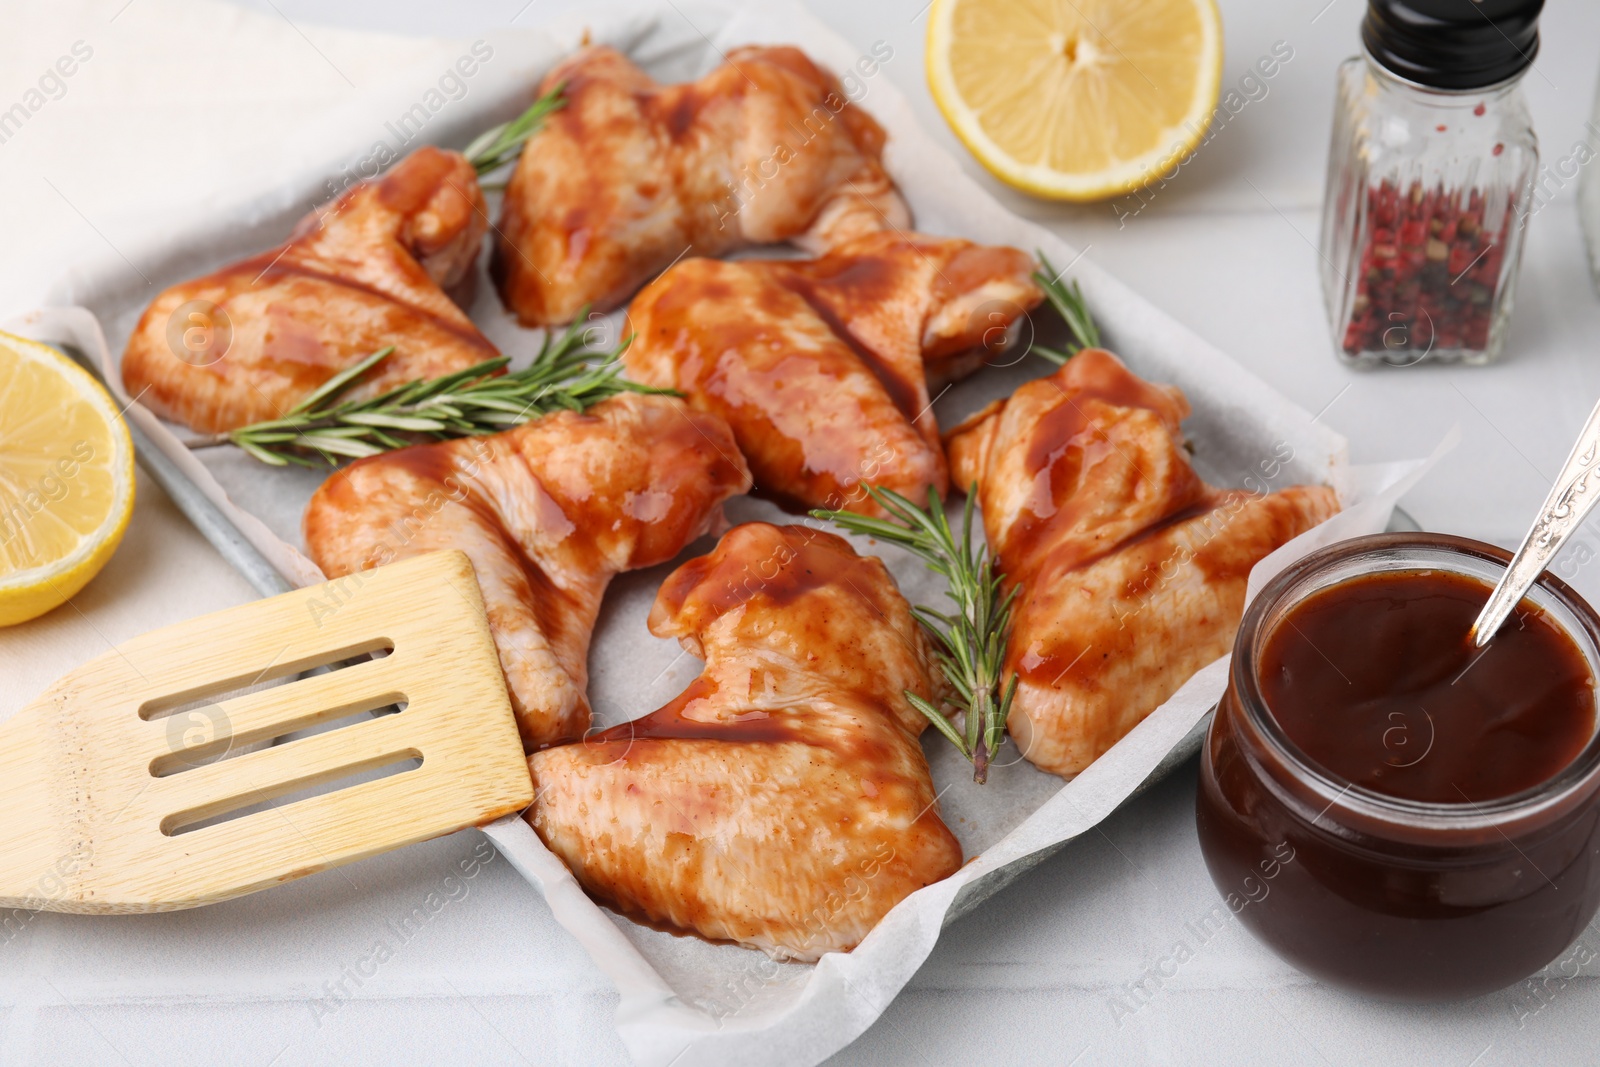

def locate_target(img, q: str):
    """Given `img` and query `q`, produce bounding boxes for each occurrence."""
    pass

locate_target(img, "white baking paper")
[16,4,1447,1065]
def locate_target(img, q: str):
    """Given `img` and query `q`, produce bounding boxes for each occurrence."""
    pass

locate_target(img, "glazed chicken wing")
[494,45,910,326]
[527,523,963,961]
[625,232,1041,516]
[303,394,751,749]
[947,350,1340,777]
[123,146,496,433]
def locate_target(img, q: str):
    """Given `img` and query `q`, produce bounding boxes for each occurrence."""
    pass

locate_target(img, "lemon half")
[928,0,1223,202]
[0,331,135,626]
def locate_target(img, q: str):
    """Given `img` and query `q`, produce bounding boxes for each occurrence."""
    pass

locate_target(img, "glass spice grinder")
[1318,0,1542,366]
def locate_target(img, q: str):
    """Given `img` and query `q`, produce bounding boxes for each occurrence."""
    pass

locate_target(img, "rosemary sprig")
[464,85,565,177]
[193,315,669,467]
[1028,249,1101,365]
[813,486,1018,784]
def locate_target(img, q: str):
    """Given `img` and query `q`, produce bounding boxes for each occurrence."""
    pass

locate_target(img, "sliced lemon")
[927,0,1223,202]
[0,331,135,626]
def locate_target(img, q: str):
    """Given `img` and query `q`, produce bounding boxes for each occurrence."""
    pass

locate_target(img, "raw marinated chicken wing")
[527,523,963,960]
[303,394,751,749]
[123,146,496,433]
[947,350,1340,777]
[494,45,910,326]
[625,232,1041,516]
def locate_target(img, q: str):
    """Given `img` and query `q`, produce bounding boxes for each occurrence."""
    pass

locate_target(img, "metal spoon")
[1470,396,1600,647]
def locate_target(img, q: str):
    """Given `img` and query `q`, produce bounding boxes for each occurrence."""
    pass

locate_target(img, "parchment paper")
[18,4,1445,1064]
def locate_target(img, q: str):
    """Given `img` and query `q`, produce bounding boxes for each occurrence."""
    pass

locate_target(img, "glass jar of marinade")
[1198,534,1600,1001]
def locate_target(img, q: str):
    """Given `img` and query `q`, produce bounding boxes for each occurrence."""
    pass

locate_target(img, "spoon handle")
[1471,395,1600,648]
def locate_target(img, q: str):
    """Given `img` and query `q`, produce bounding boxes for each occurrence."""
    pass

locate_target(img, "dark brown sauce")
[642,271,856,484]
[779,266,922,424]
[208,145,496,359]
[1093,487,1313,591]
[655,523,887,622]
[1261,569,1597,803]
[606,523,926,746]
[1019,358,1177,477]
[212,251,494,355]
[656,90,700,141]
[1001,357,1198,575]
[588,677,796,744]
[596,526,889,747]
[1011,499,1220,685]
[588,890,751,948]
[745,480,824,518]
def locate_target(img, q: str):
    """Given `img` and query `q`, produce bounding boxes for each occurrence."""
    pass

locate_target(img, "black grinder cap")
[1362,0,1543,90]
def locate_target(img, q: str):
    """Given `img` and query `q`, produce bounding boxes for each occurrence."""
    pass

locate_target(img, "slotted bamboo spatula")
[0,549,532,914]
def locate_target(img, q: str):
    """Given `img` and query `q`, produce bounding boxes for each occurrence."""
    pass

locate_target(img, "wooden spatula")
[0,549,532,914]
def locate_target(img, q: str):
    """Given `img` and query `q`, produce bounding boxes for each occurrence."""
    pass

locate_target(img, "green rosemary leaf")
[1030,251,1102,361]
[452,396,531,415]
[989,674,1018,754]
[205,304,674,467]
[296,434,384,459]
[288,346,394,416]
[465,85,566,176]
[287,425,376,439]
[240,431,309,445]
[234,437,288,467]
[813,484,1014,783]
[1027,343,1074,366]
[340,412,451,432]
[907,691,973,755]
[366,429,409,451]
[912,605,960,630]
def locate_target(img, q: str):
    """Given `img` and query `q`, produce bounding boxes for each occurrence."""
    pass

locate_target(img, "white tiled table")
[4,0,1599,1063]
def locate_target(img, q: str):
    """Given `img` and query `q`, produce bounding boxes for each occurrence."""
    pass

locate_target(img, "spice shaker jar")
[1318,0,1542,366]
